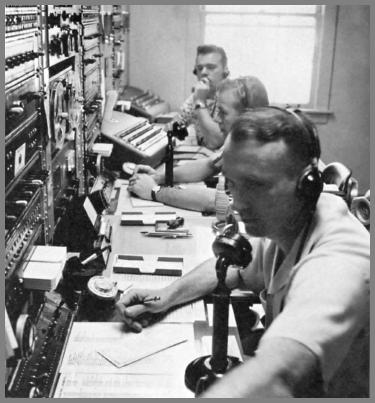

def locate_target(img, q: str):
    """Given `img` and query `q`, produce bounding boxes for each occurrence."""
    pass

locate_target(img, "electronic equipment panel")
[101,110,168,169]
[6,292,78,398]
[117,85,170,122]
[4,5,130,398]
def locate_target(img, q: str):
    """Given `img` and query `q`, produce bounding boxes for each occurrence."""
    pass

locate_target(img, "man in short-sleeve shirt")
[119,107,369,397]
[175,45,229,150]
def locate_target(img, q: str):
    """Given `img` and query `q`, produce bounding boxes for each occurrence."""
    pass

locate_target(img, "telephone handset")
[212,220,252,269]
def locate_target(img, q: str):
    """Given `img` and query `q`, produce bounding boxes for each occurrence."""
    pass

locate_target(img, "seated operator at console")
[117,108,370,398]
[127,76,269,213]
[174,44,230,150]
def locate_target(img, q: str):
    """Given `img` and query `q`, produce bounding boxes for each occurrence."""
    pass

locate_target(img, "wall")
[128,5,201,110]
[318,6,370,193]
[129,5,370,192]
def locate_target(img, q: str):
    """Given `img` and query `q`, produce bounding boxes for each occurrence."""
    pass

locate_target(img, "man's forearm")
[171,159,216,184]
[164,257,242,309]
[156,186,216,213]
[201,337,321,398]
[196,108,224,150]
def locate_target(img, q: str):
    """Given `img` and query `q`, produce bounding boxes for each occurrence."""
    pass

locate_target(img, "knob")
[29,386,42,398]
[83,58,96,65]
[8,101,24,115]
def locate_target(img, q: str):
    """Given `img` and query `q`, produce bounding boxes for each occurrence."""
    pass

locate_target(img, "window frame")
[200,5,338,123]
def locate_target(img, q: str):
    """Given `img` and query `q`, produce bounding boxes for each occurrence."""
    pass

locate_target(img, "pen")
[140,231,192,238]
[81,245,112,265]
[142,296,161,304]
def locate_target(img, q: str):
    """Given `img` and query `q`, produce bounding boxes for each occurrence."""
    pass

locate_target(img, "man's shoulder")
[315,193,369,237]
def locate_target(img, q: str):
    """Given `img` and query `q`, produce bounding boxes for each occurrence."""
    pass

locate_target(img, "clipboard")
[113,254,183,276]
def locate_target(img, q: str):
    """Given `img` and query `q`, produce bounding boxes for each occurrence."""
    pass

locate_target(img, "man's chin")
[244,221,264,237]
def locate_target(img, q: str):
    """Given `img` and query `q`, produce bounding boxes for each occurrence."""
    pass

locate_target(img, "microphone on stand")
[164,121,189,187]
[184,217,252,396]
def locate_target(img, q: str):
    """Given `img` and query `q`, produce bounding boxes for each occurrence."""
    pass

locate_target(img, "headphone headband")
[284,107,321,164]
[265,106,323,206]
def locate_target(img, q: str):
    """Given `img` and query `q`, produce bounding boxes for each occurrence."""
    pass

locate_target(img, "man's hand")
[115,288,169,332]
[193,77,211,103]
[128,173,157,200]
[132,164,157,176]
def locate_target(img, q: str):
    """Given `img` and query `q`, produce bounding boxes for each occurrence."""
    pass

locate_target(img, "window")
[202,5,327,108]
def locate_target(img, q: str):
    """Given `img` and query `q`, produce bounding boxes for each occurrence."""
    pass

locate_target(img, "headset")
[267,106,323,207]
[287,108,323,205]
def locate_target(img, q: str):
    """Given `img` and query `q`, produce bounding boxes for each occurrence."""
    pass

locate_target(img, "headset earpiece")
[193,67,197,76]
[223,69,230,78]
[284,108,323,205]
[296,164,323,204]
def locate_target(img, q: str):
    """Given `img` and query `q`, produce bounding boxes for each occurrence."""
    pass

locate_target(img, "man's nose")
[201,66,208,76]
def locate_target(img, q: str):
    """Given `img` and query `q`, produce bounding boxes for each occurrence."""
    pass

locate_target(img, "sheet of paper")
[83,197,98,226]
[112,273,177,291]
[59,322,196,375]
[54,372,193,398]
[111,273,206,323]
[98,333,188,368]
[130,194,164,208]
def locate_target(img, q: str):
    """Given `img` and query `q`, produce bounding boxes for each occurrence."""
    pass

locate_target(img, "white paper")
[98,335,188,368]
[130,195,164,207]
[59,322,196,375]
[28,245,67,263]
[111,273,206,323]
[112,273,176,291]
[83,197,98,227]
[54,372,193,398]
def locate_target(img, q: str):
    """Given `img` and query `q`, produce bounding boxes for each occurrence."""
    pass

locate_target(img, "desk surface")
[55,182,244,398]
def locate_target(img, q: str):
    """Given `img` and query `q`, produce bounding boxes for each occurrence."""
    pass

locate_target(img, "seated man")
[176,44,229,150]
[116,108,370,398]
[127,76,269,213]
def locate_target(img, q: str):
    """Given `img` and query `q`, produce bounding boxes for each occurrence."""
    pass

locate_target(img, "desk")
[54,183,245,398]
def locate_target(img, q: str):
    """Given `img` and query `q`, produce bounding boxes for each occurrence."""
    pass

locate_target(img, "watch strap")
[194,100,207,110]
[151,186,161,201]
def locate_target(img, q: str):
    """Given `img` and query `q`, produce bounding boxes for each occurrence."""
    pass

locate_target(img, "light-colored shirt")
[178,94,222,148]
[241,193,370,397]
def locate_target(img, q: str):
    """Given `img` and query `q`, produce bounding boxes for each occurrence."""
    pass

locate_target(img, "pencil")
[142,296,161,303]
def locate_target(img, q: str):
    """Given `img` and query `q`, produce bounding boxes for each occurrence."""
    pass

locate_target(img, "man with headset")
[127,76,269,213]
[116,107,369,397]
[174,44,230,150]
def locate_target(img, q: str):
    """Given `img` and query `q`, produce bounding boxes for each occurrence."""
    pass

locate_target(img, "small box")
[22,246,67,291]
[92,143,114,157]
[121,211,176,226]
[113,254,183,276]
[22,261,63,291]
[27,245,67,263]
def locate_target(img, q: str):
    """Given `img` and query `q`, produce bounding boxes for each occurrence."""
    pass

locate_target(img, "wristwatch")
[194,100,207,110]
[151,185,161,201]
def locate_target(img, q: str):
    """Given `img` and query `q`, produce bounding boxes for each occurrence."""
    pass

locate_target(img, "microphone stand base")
[184,355,241,396]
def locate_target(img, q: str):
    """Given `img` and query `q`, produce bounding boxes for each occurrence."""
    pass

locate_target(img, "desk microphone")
[185,221,252,395]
